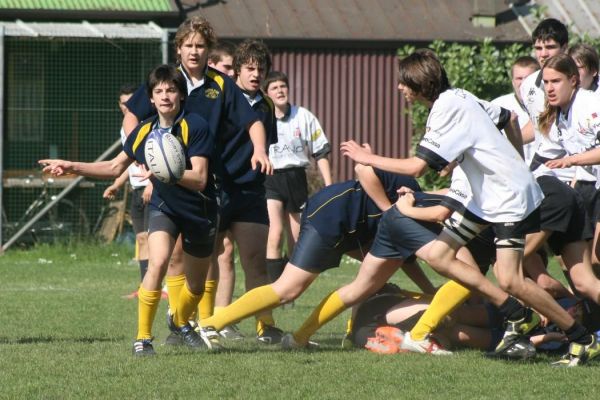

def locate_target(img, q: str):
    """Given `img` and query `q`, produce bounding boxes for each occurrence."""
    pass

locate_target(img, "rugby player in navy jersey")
[204,39,282,343]
[123,16,272,346]
[197,165,436,338]
[40,65,218,356]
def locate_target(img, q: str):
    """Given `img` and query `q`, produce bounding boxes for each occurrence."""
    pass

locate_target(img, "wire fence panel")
[3,37,162,245]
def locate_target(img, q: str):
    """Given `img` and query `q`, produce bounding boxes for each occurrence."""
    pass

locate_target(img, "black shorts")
[574,180,600,223]
[130,187,149,235]
[289,217,370,273]
[444,207,540,250]
[465,227,496,274]
[264,167,308,213]
[369,206,442,260]
[540,176,593,255]
[148,208,216,258]
[219,184,269,231]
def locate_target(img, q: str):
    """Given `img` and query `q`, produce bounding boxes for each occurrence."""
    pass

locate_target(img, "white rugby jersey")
[491,93,537,166]
[120,128,148,189]
[269,105,330,169]
[416,88,543,223]
[520,70,577,181]
[546,89,600,182]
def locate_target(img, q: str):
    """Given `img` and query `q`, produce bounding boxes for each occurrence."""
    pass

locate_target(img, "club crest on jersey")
[294,128,301,138]
[311,129,322,141]
[205,88,220,99]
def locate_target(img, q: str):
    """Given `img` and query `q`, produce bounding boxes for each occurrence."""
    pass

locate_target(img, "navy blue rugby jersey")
[125,66,259,180]
[304,169,421,246]
[221,93,278,188]
[123,111,217,222]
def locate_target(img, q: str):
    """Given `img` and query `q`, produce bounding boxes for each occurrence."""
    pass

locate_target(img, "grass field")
[0,242,596,399]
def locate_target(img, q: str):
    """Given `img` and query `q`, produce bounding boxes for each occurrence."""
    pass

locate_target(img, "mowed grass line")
[0,243,595,400]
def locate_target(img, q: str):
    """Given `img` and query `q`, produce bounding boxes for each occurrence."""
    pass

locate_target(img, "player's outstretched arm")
[395,192,452,223]
[39,151,132,180]
[546,146,600,169]
[341,140,428,177]
[177,156,209,192]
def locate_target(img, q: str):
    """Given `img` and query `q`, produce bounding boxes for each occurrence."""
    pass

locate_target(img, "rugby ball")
[144,130,186,184]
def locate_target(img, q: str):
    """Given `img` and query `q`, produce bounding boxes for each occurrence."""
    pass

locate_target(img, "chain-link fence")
[2,25,164,248]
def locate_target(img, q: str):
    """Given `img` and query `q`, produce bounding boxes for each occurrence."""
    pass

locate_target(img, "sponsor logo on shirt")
[448,188,467,199]
[311,129,322,141]
[294,127,301,138]
[422,136,440,148]
[271,144,304,154]
[205,88,220,99]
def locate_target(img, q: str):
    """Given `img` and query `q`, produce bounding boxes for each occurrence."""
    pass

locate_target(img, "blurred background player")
[568,43,600,93]
[207,40,235,78]
[104,84,152,299]
[263,71,333,283]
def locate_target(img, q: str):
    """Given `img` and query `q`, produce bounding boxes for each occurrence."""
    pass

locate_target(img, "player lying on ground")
[195,164,436,340]
[40,65,218,356]
[340,49,598,367]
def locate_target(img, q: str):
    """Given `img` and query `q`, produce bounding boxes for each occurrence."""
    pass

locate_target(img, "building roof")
[0,20,164,38]
[185,0,531,44]
[0,0,172,11]
[532,0,600,38]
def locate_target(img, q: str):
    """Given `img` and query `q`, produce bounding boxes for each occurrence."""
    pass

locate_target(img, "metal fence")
[1,25,164,248]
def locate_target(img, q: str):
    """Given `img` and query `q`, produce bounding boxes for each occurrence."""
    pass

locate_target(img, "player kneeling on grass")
[40,65,219,356]
[196,164,437,342]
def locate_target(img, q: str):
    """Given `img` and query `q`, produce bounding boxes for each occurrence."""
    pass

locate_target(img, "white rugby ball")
[144,130,186,184]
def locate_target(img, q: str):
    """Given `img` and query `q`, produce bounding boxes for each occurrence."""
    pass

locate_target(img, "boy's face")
[118,93,132,116]
[573,59,598,90]
[209,54,234,78]
[177,33,208,73]
[511,65,538,101]
[266,80,288,108]
[543,67,577,109]
[236,61,266,95]
[150,81,182,118]
[533,38,565,66]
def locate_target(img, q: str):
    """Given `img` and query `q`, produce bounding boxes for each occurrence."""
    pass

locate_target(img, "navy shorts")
[289,220,369,273]
[370,206,442,260]
[130,187,149,235]
[219,184,269,231]
[148,207,217,258]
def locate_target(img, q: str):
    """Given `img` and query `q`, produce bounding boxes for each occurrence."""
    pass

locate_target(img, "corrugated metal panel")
[192,0,530,43]
[271,48,412,182]
[0,21,163,38]
[534,0,600,38]
[1,0,172,11]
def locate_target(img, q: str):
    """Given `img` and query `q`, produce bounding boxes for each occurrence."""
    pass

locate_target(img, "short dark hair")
[532,18,568,47]
[568,43,599,74]
[397,49,450,103]
[208,40,237,65]
[119,84,137,96]
[146,64,187,99]
[263,70,288,91]
[512,55,540,71]
[233,39,272,75]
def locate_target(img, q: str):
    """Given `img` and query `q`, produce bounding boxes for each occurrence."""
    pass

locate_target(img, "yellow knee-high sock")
[202,285,280,331]
[166,274,186,312]
[410,280,472,340]
[198,279,217,320]
[174,284,202,327]
[213,306,225,316]
[137,285,162,340]
[293,291,347,345]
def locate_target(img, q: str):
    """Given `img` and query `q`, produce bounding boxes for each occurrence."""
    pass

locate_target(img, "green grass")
[0,243,595,399]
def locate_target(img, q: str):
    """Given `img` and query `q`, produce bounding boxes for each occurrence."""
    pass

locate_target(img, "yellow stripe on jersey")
[206,70,225,92]
[132,121,153,153]
[306,188,362,219]
[180,118,189,146]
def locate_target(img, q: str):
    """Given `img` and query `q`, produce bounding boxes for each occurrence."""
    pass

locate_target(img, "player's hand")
[396,186,415,196]
[38,159,74,176]
[395,192,415,213]
[251,150,273,175]
[440,161,457,177]
[142,182,153,204]
[103,184,119,200]
[340,140,373,165]
[133,164,152,182]
[545,157,572,169]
